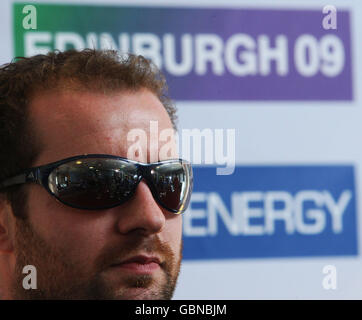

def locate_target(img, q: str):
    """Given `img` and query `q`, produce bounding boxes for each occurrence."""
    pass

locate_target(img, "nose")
[115,180,166,236]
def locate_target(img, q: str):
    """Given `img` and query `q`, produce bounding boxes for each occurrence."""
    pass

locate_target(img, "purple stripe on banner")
[163,9,352,101]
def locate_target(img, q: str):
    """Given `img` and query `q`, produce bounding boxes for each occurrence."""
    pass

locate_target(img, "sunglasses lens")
[149,161,193,214]
[48,158,139,209]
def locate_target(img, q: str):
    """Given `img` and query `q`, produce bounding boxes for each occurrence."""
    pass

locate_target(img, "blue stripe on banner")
[183,165,357,259]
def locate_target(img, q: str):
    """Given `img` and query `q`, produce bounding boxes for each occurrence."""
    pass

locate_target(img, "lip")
[110,255,161,275]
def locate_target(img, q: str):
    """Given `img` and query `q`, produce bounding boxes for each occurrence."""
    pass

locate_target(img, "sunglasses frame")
[0,154,193,214]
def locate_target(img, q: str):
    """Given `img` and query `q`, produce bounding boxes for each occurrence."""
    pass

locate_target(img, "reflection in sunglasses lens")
[48,159,138,208]
[150,162,191,213]
[47,158,192,212]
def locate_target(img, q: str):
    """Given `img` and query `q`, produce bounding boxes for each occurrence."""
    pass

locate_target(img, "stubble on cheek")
[11,217,183,300]
[11,218,96,299]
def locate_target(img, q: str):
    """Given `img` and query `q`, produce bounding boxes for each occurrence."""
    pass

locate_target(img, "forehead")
[29,88,175,165]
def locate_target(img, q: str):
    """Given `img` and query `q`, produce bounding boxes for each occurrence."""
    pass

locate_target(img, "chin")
[113,287,164,300]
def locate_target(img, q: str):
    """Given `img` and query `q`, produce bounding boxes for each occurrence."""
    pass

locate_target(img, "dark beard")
[11,217,182,300]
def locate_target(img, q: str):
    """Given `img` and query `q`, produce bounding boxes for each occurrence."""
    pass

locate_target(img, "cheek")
[163,215,183,250]
[26,185,112,262]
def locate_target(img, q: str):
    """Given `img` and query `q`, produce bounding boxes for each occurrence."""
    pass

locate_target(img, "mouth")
[110,255,162,275]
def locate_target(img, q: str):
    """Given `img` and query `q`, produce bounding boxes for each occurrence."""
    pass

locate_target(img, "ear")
[0,196,14,254]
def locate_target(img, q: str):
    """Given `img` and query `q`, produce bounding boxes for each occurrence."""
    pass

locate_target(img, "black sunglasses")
[0,154,193,214]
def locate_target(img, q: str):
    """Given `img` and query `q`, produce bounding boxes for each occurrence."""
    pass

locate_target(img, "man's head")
[0,49,184,299]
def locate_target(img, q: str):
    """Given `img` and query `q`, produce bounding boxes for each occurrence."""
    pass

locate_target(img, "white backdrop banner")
[2,0,362,299]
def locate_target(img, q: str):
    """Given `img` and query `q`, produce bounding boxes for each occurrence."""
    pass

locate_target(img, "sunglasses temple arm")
[0,169,38,189]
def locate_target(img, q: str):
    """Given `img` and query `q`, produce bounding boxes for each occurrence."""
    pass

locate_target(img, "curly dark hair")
[0,49,177,218]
